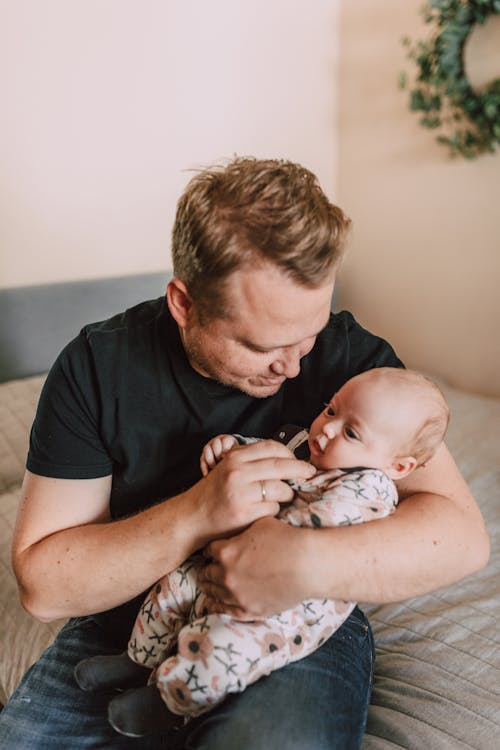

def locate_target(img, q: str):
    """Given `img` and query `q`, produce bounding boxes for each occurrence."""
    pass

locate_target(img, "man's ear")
[166,279,193,328]
[386,456,418,481]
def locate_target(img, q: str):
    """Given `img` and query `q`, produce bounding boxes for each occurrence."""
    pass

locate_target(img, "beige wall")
[1,0,339,288]
[3,0,498,397]
[337,1,500,398]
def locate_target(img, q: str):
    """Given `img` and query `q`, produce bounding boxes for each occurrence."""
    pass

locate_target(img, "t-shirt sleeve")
[340,311,404,376]
[27,334,113,479]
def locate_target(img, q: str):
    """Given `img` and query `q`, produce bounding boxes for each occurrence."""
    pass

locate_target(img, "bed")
[0,275,499,747]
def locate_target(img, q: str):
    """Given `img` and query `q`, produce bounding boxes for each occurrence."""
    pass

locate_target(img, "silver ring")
[260,480,267,501]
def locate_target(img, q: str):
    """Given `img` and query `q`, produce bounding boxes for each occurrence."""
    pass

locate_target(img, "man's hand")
[192,440,316,543]
[199,517,310,619]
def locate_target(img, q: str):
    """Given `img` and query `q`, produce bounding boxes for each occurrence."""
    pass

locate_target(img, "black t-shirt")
[28,297,403,521]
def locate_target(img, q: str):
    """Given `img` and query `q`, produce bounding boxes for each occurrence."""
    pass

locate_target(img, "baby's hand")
[200,434,239,476]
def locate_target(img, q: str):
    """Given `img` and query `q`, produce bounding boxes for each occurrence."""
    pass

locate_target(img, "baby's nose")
[322,419,338,438]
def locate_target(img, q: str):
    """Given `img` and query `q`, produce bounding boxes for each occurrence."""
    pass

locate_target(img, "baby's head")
[308,368,450,480]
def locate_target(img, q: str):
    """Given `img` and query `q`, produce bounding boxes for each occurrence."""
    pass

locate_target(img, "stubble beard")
[182,336,281,399]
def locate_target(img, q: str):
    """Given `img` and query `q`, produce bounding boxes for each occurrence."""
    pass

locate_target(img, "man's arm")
[200,443,490,617]
[12,442,315,622]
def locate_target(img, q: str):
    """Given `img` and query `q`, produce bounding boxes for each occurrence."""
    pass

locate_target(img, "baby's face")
[308,372,417,475]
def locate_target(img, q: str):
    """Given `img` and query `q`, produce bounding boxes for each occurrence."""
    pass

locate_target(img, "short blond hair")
[172,157,351,320]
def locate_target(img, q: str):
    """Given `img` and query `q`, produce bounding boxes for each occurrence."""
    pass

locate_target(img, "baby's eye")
[345,426,359,440]
[324,404,335,417]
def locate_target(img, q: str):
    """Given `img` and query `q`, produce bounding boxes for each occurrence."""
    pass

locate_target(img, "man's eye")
[345,427,358,440]
[324,404,335,417]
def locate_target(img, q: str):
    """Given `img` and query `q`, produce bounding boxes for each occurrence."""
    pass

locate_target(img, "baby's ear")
[386,456,417,480]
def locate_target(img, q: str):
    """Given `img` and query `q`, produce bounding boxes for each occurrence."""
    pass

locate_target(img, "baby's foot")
[74,652,149,692]
[108,684,184,737]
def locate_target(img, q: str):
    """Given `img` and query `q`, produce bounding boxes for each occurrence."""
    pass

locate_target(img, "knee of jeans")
[184,710,332,750]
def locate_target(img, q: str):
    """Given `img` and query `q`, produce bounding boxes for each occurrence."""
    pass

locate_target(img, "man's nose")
[270,346,302,378]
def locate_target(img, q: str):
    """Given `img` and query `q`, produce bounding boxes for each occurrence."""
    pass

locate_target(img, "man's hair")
[171,156,351,320]
[372,368,450,466]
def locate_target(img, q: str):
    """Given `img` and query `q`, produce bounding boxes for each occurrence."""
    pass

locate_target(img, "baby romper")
[128,462,398,718]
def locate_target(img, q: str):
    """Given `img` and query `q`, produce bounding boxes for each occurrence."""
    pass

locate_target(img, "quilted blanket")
[0,376,65,705]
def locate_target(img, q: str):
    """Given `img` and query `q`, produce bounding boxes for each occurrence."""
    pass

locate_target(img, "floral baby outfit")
[128,455,398,718]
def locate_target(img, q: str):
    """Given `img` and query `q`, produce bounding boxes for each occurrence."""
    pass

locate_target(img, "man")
[1,158,489,749]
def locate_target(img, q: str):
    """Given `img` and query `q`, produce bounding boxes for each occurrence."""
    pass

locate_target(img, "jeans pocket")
[345,611,371,638]
[344,608,376,686]
[63,615,97,632]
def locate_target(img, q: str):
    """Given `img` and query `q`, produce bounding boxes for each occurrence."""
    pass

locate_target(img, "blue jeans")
[0,606,375,749]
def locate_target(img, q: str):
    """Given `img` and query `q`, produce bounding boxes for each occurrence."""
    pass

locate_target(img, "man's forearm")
[303,490,489,603]
[14,442,302,622]
[14,489,206,622]
[201,488,488,620]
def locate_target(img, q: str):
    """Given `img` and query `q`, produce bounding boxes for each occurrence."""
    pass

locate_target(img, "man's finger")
[253,479,294,506]
[203,598,252,620]
[258,458,315,483]
[231,456,315,484]
[198,561,225,585]
[229,439,295,461]
[252,501,281,521]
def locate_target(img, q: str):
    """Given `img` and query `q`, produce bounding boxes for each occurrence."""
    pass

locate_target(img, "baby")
[75,367,449,737]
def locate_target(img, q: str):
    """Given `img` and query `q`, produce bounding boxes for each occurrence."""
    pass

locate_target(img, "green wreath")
[401,0,500,158]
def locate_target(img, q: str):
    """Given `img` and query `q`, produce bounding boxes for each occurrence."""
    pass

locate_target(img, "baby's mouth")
[311,435,328,454]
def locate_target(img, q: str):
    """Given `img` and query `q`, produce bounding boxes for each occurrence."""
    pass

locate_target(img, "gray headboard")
[0,272,170,383]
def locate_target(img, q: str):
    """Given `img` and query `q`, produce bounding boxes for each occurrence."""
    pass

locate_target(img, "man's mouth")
[255,375,286,387]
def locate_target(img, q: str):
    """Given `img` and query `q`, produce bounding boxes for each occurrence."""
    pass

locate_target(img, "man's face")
[179,263,334,398]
